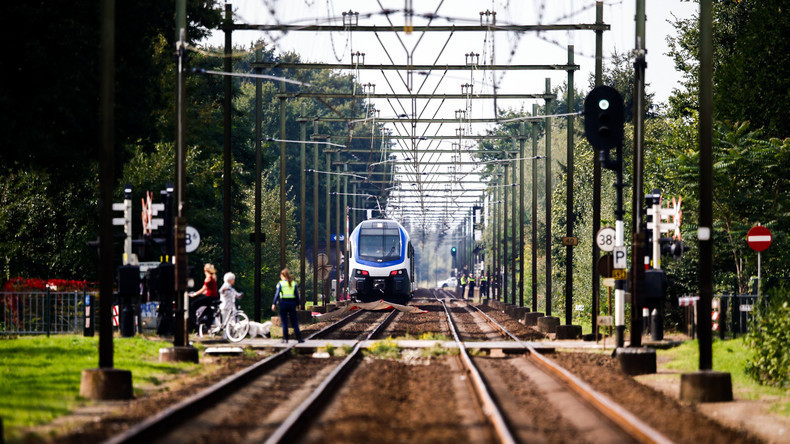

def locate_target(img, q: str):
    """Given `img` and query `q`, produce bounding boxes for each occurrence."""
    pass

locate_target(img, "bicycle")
[196,300,249,342]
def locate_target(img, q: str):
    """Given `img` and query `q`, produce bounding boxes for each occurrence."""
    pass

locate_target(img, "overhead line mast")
[220,2,607,318]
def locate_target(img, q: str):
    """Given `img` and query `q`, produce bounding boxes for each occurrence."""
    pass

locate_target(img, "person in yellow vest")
[271,268,303,343]
[459,272,468,298]
[467,273,476,300]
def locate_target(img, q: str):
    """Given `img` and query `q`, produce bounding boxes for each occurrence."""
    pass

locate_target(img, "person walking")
[271,268,303,343]
[218,272,242,326]
[189,263,218,331]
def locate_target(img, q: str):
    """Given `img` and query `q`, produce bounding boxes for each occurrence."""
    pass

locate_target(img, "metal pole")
[630,0,647,348]
[531,104,539,312]
[254,48,262,322]
[98,0,115,368]
[222,4,232,274]
[351,183,357,231]
[698,0,714,370]
[300,123,307,309]
[615,141,626,348]
[503,163,509,304]
[592,0,604,338]
[494,176,500,300]
[279,81,287,271]
[519,123,526,307]
[565,45,575,325]
[335,154,341,299]
[511,143,517,305]
[173,9,189,347]
[312,130,320,306]
[544,78,553,316]
[325,150,331,305]
[343,166,349,298]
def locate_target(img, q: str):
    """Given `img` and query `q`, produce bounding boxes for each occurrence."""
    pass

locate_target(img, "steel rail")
[103,309,368,444]
[103,345,295,444]
[306,307,366,339]
[266,309,399,443]
[444,290,674,444]
[437,294,517,444]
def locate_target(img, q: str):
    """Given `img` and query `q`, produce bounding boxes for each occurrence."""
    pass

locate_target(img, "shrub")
[745,288,790,388]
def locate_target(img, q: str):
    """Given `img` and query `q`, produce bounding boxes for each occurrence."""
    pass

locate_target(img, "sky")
[199,1,700,229]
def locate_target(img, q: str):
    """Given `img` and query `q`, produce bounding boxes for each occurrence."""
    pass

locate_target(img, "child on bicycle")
[219,272,242,326]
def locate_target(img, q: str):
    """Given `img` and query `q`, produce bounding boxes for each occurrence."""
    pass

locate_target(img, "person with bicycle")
[188,263,218,331]
[219,272,242,326]
[271,268,303,343]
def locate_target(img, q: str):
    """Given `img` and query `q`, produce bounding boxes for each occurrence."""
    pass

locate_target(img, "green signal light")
[598,98,610,110]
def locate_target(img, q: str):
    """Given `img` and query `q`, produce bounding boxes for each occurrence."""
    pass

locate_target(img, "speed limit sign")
[596,227,616,252]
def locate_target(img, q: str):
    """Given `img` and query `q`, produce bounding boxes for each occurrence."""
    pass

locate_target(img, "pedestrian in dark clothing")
[271,268,303,343]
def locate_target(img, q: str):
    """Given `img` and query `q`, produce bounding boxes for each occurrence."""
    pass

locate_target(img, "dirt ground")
[548,351,762,444]
[14,295,789,444]
[633,354,790,444]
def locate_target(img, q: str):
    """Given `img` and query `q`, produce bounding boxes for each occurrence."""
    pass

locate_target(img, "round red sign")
[747,225,772,252]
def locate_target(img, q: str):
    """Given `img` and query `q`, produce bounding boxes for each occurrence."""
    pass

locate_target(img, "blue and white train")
[348,218,414,304]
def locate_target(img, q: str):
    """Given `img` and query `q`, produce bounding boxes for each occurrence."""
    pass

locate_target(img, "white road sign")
[613,246,627,269]
[185,226,200,253]
[596,227,616,252]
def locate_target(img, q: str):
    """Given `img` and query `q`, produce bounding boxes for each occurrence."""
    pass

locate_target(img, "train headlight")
[390,269,406,276]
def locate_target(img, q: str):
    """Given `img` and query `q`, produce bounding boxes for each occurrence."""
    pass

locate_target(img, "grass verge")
[655,336,789,416]
[0,334,201,441]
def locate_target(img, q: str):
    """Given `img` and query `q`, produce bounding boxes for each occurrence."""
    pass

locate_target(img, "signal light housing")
[584,85,625,170]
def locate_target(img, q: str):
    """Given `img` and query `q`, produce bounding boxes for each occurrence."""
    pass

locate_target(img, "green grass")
[0,335,201,441]
[363,338,401,359]
[656,336,790,411]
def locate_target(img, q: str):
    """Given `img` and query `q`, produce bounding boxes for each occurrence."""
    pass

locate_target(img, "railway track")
[434,288,673,444]
[104,309,397,444]
[104,289,673,444]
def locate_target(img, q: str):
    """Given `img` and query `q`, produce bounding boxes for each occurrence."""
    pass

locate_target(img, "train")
[348,218,414,304]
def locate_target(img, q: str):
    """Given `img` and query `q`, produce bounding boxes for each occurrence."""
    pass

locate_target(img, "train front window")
[358,227,401,262]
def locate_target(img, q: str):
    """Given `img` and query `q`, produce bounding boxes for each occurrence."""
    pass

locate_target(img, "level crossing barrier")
[678,293,767,340]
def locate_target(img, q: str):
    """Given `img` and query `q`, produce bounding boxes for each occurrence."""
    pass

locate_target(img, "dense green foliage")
[667,0,790,138]
[746,289,790,388]
[0,2,389,316]
[0,0,221,281]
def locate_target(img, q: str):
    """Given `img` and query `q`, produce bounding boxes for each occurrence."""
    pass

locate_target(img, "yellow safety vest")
[460,276,467,285]
[469,276,475,283]
[480,276,487,282]
[279,280,296,298]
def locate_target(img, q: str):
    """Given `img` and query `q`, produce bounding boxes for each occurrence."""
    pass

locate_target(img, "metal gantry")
[216,2,608,322]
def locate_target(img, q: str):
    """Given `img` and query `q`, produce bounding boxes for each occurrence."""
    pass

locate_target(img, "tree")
[587,50,658,122]
[666,0,790,138]
[0,1,221,281]
[645,116,790,294]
